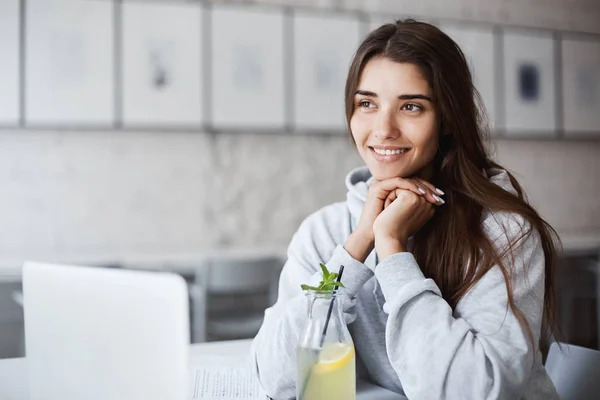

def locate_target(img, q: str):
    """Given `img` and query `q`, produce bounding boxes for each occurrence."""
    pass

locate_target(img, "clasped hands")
[344,177,445,263]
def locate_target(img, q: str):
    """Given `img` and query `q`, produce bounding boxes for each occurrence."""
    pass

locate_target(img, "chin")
[368,164,412,181]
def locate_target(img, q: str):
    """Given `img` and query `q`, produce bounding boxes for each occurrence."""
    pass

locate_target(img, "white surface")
[22,262,190,400]
[0,0,19,125]
[441,23,497,129]
[25,0,114,125]
[122,2,204,127]
[293,11,361,131]
[502,30,556,134]
[561,37,600,135]
[210,5,285,129]
[0,339,406,400]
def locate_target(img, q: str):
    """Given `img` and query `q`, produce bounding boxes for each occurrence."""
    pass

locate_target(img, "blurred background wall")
[0,0,598,263]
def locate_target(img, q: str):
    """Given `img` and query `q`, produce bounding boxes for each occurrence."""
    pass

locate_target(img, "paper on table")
[191,364,269,400]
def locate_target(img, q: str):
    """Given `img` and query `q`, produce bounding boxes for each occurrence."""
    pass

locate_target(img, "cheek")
[418,132,438,156]
[403,120,439,158]
[350,116,367,144]
[420,132,440,165]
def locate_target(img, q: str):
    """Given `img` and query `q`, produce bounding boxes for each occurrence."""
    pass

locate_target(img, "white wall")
[1,0,599,262]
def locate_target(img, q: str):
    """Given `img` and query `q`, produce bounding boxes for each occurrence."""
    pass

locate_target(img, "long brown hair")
[345,20,560,355]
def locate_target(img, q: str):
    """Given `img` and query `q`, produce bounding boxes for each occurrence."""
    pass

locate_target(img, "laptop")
[22,262,191,400]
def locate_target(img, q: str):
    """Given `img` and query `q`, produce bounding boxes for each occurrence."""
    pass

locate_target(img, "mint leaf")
[301,263,343,292]
[320,264,330,281]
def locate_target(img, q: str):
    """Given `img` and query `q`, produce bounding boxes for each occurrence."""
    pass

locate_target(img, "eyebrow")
[355,90,433,103]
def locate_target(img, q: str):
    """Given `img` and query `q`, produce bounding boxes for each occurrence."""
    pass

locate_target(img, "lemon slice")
[313,343,354,374]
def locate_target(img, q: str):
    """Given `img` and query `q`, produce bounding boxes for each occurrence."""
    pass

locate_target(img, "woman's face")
[350,57,440,181]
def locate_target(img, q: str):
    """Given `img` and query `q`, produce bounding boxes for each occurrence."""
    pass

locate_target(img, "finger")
[407,181,440,205]
[372,177,426,200]
[386,186,437,210]
[410,179,445,205]
[417,196,435,218]
[413,178,445,202]
[429,205,436,218]
[384,188,398,208]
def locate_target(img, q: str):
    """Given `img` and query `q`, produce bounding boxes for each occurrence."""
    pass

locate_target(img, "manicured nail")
[435,188,445,195]
[418,187,426,195]
[433,194,445,204]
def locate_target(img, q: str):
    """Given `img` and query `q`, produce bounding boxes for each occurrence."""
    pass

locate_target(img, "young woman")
[251,19,560,399]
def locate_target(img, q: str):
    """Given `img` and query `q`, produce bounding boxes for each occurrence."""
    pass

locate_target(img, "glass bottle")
[296,290,355,400]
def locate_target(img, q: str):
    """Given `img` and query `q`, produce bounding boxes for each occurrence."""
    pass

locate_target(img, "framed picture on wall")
[0,0,20,126]
[441,24,497,131]
[210,5,285,130]
[561,37,600,136]
[293,11,361,132]
[25,0,114,126]
[501,30,556,136]
[121,2,204,128]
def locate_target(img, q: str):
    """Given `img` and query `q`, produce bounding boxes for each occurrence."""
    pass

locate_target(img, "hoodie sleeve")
[250,206,373,399]
[373,215,554,400]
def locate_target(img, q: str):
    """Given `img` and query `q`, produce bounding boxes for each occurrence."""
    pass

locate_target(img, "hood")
[485,167,518,196]
[345,166,374,224]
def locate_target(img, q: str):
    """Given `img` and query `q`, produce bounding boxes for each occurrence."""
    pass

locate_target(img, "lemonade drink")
[297,342,356,400]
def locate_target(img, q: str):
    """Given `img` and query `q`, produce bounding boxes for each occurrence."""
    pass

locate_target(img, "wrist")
[375,236,407,260]
[344,231,374,263]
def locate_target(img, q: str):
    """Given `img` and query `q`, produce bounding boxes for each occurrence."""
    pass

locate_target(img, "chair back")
[546,342,600,400]
[203,256,282,294]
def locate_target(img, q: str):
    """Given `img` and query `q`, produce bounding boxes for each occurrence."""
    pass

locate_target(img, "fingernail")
[436,188,445,195]
[418,187,426,195]
[433,194,445,204]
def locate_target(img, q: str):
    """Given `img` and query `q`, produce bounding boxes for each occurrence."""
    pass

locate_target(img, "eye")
[358,100,374,109]
[402,103,423,112]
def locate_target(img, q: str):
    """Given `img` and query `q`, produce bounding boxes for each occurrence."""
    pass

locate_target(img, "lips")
[369,146,411,163]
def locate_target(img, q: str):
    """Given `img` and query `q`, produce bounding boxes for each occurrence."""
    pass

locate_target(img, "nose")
[372,108,399,140]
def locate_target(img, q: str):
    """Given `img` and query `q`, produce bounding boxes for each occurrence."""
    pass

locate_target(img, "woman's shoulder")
[482,209,538,250]
[485,167,518,196]
[481,168,541,250]
[481,208,543,262]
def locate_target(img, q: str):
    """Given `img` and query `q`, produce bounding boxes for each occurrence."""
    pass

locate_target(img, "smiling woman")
[251,19,561,400]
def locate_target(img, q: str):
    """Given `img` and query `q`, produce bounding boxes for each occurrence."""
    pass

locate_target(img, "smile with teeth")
[372,148,409,155]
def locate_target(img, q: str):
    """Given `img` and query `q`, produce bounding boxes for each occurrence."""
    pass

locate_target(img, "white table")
[0,339,406,400]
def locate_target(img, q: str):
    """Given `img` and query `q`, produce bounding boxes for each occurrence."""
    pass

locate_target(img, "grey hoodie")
[250,166,559,400]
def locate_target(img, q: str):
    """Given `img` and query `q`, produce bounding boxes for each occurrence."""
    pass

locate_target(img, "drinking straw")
[319,265,345,348]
